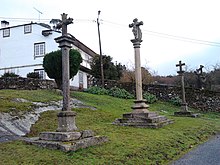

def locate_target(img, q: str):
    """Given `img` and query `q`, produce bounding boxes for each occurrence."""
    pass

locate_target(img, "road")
[171,134,220,165]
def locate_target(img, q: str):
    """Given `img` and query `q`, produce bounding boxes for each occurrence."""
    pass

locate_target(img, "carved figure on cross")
[176,61,185,75]
[195,65,204,75]
[129,18,143,41]
[55,13,73,35]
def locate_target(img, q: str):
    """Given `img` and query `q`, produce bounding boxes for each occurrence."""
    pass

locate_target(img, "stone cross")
[176,60,185,75]
[56,13,73,35]
[129,18,143,42]
[176,61,188,112]
[195,65,205,89]
[55,13,77,132]
[197,65,204,75]
[129,18,149,113]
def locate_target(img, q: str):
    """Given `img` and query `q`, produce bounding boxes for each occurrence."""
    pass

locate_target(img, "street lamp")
[97,10,104,87]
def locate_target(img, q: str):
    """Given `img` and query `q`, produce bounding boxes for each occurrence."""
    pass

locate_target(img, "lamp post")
[97,10,104,87]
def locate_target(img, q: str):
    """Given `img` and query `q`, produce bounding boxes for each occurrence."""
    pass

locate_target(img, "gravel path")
[171,134,220,165]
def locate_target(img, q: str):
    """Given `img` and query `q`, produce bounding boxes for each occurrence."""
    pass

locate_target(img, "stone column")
[55,13,77,132]
[180,72,188,111]
[133,41,143,101]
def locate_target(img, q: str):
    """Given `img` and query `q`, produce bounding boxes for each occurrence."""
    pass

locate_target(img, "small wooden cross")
[176,60,185,74]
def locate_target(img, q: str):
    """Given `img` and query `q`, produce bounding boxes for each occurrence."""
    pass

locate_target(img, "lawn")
[0,90,219,165]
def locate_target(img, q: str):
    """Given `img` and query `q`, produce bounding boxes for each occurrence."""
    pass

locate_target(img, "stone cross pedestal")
[113,18,173,128]
[174,61,198,117]
[24,13,108,152]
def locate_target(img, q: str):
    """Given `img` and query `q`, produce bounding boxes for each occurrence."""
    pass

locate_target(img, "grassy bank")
[0,90,219,165]
[0,89,62,113]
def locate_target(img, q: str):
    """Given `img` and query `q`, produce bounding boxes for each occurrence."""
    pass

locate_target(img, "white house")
[0,21,97,89]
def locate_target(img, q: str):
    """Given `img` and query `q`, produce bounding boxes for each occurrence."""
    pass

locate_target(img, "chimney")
[1,20,9,28]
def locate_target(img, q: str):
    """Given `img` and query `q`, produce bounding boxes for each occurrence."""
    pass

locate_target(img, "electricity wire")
[1,16,220,47]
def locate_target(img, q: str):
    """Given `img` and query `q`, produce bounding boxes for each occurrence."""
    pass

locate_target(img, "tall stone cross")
[195,65,205,89]
[176,60,188,112]
[129,18,149,113]
[55,13,77,132]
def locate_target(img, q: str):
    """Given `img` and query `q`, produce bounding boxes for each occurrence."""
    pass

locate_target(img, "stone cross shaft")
[176,61,188,111]
[55,13,77,132]
[129,19,144,101]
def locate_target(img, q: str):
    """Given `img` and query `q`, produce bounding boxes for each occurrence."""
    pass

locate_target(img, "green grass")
[0,89,62,113]
[0,90,219,165]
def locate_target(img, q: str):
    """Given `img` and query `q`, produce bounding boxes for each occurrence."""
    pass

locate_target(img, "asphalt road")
[171,134,220,165]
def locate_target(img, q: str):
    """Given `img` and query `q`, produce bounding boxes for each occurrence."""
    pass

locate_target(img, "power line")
[102,20,220,47]
[1,16,220,47]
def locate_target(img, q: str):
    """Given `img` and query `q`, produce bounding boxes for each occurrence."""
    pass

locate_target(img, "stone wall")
[0,77,56,90]
[142,84,220,112]
[100,80,220,112]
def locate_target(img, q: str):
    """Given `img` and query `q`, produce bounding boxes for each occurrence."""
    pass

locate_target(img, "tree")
[43,49,82,89]
[90,55,125,80]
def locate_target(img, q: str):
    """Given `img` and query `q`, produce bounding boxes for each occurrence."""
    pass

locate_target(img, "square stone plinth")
[113,112,173,128]
[24,136,108,152]
[23,130,108,152]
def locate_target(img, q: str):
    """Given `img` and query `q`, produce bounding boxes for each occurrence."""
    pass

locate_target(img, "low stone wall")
[0,77,56,90]
[101,81,220,112]
[142,84,220,112]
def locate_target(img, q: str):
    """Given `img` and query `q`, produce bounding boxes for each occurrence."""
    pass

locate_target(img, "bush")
[169,96,182,106]
[1,72,19,78]
[27,72,40,79]
[143,92,157,104]
[85,86,108,95]
[108,87,134,99]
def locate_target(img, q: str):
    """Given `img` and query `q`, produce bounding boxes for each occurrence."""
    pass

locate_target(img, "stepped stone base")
[113,100,173,128]
[113,112,173,128]
[23,130,108,152]
[174,111,199,118]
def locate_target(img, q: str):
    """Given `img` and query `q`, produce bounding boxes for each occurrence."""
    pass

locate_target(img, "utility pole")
[97,10,104,87]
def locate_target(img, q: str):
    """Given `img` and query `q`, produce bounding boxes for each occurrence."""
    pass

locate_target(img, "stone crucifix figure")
[129,18,143,42]
[176,60,188,112]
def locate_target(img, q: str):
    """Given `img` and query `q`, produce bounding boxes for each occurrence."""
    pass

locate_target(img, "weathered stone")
[0,77,55,90]
[39,132,81,142]
[80,130,94,138]
[24,136,108,152]
[56,111,77,132]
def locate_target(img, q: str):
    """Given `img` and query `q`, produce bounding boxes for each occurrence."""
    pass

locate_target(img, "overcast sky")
[1,0,220,75]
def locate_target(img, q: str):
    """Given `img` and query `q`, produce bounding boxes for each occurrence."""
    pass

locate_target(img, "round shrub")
[85,86,108,95]
[143,92,157,104]
[108,87,134,99]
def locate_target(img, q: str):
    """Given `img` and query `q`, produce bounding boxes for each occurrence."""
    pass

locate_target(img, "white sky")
[1,0,220,75]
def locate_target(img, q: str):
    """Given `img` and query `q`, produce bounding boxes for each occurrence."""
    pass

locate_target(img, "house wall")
[0,23,93,89]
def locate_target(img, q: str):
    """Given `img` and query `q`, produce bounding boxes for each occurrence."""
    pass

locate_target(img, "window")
[3,28,10,37]
[24,24,32,34]
[79,71,83,84]
[34,69,45,79]
[34,42,45,58]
